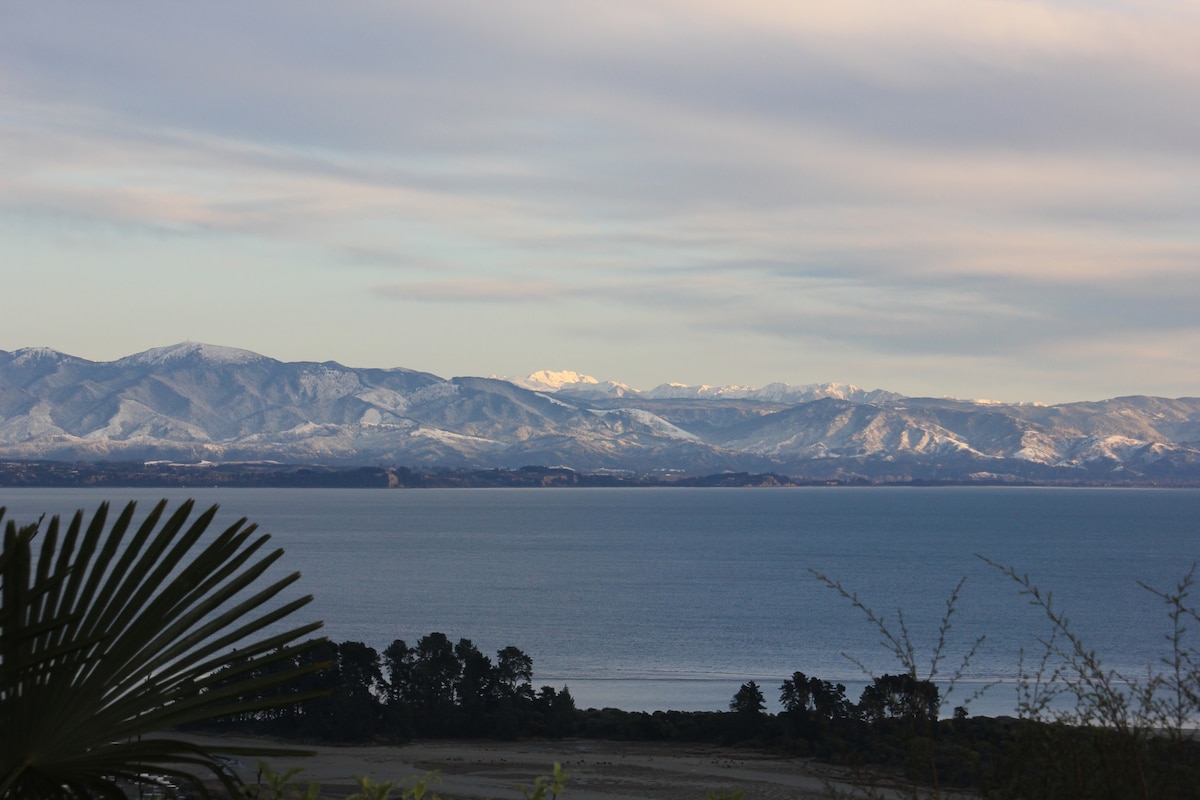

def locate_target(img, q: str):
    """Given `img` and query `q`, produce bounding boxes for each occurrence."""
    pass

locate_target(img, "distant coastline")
[2,459,1196,489]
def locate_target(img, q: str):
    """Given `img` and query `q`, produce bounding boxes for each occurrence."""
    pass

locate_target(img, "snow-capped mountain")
[639,380,901,404]
[2,343,1199,482]
[495,370,634,397]
[500,371,902,405]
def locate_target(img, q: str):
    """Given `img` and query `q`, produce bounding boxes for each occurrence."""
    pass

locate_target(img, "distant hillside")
[2,343,1199,484]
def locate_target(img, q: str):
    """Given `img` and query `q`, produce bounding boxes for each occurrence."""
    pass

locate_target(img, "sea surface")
[2,486,1198,717]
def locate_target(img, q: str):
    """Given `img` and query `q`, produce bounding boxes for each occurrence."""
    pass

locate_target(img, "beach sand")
[189,736,850,800]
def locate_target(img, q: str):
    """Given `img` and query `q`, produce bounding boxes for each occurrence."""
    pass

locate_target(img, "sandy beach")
[190,736,850,800]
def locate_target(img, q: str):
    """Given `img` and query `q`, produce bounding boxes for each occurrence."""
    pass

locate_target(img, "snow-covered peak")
[9,347,73,365]
[497,370,633,397]
[118,342,267,367]
[526,370,600,390]
[1,348,94,375]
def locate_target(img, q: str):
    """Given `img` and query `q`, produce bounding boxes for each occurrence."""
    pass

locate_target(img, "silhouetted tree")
[382,639,413,698]
[858,673,939,724]
[408,633,461,734]
[780,671,852,721]
[731,680,766,714]
[454,638,495,734]
[536,685,578,738]
[327,641,385,740]
[495,645,535,702]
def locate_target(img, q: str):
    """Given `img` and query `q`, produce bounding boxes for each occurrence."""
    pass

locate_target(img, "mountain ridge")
[2,343,1199,483]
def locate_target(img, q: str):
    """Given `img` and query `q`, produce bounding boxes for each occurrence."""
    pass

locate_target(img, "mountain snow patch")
[591,408,700,441]
[536,393,579,409]
[355,388,412,414]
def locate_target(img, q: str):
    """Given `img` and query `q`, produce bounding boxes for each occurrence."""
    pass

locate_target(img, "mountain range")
[2,342,1199,484]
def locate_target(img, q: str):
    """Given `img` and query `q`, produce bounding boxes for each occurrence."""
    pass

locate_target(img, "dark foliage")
[1,500,324,800]
[194,633,577,742]
[195,630,1200,798]
[192,559,1200,800]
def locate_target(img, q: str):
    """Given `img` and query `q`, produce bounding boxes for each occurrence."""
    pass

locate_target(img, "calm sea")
[2,486,1197,716]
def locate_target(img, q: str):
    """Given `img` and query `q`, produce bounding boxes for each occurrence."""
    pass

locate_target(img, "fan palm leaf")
[1,499,327,800]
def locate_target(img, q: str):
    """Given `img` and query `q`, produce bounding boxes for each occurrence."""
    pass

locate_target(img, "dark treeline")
[197,635,949,746]
[195,635,1200,798]
[200,634,577,742]
[0,460,809,488]
[10,459,1195,489]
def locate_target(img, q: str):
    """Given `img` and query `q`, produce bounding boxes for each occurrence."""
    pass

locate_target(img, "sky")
[2,1,1199,404]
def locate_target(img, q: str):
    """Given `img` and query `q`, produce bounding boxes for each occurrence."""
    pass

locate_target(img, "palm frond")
[1,500,326,800]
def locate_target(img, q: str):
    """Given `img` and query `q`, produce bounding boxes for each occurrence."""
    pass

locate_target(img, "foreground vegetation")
[5,499,1200,799]
[1,501,326,800]
[200,562,1200,799]
[195,617,1200,798]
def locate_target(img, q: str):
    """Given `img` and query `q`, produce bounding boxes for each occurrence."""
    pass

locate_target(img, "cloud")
[1,0,1198,400]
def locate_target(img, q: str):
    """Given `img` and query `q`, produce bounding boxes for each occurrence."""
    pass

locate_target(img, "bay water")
[2,486,1197,717]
